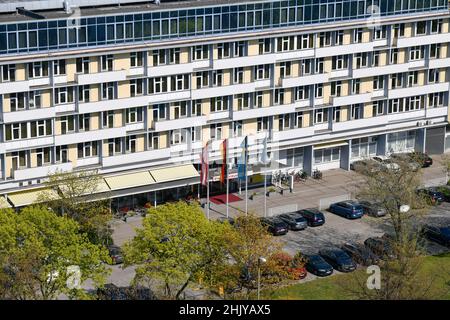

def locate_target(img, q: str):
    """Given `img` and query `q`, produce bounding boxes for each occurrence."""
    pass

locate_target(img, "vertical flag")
[238,136,248,181]
[200,141,209,186]
[220,139,227,184]
[261,136,270,165]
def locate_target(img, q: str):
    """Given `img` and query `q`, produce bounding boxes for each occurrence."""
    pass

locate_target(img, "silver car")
[278,213,308,231]
[359,200,387,217]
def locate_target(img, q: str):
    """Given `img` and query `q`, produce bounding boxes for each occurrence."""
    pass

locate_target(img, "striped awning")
[149,164,199,183]
[7,188,59,207]
[314,141,348,150]
[104,171,155,191]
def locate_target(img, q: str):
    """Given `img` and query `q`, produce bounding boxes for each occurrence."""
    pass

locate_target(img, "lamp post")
[257,256,266,300]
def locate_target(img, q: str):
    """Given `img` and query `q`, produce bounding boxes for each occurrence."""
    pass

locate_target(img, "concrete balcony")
[54,127,126,146]
[408,59,427,69]
[0,80,30,94]
[208,111,230,121]
[429,57,450,69]
[281,73,329,87]
[273,126,315,142]
[233,104,296,121]
[388,82,449,99]
[387,110,425,123]
[125,122,145,132]
[148,60,210,77]
[397,32,450,48]
[76,157,100,168]
[331,92,372,107]
[353,63,410,79]
[372,39,388,48]
[329,69,351,79]
[426,106,448,119]
[78,95,149,114]
[102,148,171,168]
[28,77,50,87]
[154,115,207,132]
[148,90,191,104]
[76,70,127,85]
[53,75,68,85]
[55,103,76,114]
[2,107,56,123]
[0,136,54,153]
[192,80,271,100]
[13,161,73,180]
[316,42,374,58]
[332,117,386,132]
[128,67,145,77]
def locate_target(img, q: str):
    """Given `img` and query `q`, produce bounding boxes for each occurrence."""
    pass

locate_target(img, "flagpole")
[226,139,229,219]
[245,137,248,215]
[264,166,267,218]
[206,143,210,220]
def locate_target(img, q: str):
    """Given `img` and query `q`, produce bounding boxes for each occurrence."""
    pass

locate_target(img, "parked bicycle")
[294,170,308,182]
[312,168,323,180]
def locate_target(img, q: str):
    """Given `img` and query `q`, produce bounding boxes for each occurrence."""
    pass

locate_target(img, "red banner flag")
[220,139,227,184]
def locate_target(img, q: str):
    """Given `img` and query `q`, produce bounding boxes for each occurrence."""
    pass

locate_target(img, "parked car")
[319,248,357,272]
[260,217,289,236]
[364,237,395,259]
[298,208,325,227]
[341,242,380,266]
[304,254,334,277]
[329,201,364,219]
[107,245,124,265]
[417,188,445,205]
[278,212,308,231]
[350,159,381,172]
[421,225,450,248]
[358,200,387,217]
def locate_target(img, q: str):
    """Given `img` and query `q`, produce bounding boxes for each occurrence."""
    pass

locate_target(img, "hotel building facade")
[0,0,449,209]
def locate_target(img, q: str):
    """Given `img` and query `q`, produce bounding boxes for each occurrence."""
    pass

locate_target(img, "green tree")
[38,170,113,245]
[0,206,110,300]
[123,201,231,300]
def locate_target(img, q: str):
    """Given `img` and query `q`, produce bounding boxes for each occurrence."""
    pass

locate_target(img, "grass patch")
[264,253,450,300]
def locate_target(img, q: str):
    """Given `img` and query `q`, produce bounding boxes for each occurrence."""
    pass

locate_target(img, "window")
[60,115,75,134]
[210,124,222,140]
[217,43,231,59]
[430,44,441,59]
[373,25,387,40]
[148,133,160,150]
[0,64,15,82]
[351,137,377,159]
[53,59,66,75]
[10,92,26,111]
[314,108,327,124]
[295,86,310,101]
[171,74,189,91]
[301,59,312,75]
[351,104,362,120]
[78,85,90,102]
[195,71,209,88]
[101,82,115,100]
[315,58,324,73]
[125,135,137,153]
[30,119,52,137]
[28,61,48,78]
[148,77,168,93]
[169,48,180,64]
[352,79,361,94]
[415,21,427,35]
[130,52,143,67]
[11,151,28,171]
[278,113,291,131]
[152,49,167,65]
[254,91,263,108]
[353,28,363,43]
[233,41,246,57]
[236,93,251,110]
[279,62,291,78]
[78,142,98,158]
[173,101,187,119]
[5,123,27,141]
[126,107,143,123]
[371,51,380,67]
[388,99,404,114]
[56,145,68,163]
[295,112,304,128]
[130,79,144,96]
[429,92,445,108]
[257,117,270,132]
[76,57,89,74]
[409,46,424,61]
[373,76,385,90]
[78,114,90,131]
[100,54,113,71]
[391,73,403,89]
[318,32,331,47]
[373,101,385,116]
[277,36,294,52]
[406,96,422,111]
[314,148,340,164]
[431,19,443,34]
[315,84,323,98]
[393,24,405,38]
[36,147,51,166]
[297,34,313,49]
[152,104,167,121]
[254,64,270,80]
[331,81,342,97]
[233,67,244,84]
[355,52,369,68]
[259,38,272,54]
[332,55,348,70]
[210,96,229,112]
[335,30,344,45]
[390,49,399,64]
[274,89,285,105]
[29,90,41,109]
[54,87,74,104]
[191,126,202,142]
[332,107,341,122]
[212,70,223,87]
[191,100,202,116]
[428,69,440,84]
[408,71,419,87]
[192,45,209,61]
[108,138,122,156]
[232,121,243,137]
[102,111,114,128]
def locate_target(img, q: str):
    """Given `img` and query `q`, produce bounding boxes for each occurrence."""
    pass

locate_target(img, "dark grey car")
[278,213,308,231]
[358,200,386,217]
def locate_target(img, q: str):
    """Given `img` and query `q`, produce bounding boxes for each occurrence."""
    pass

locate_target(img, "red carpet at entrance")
[210,193,242,205]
